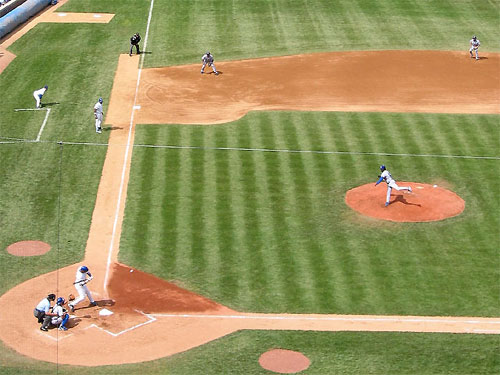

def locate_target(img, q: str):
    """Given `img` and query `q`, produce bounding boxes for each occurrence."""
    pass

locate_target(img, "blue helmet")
[80,266,89,273]
[44,85,48,90]
[380,165,386,172]
[57,297,65,305]
[98,97,103,104]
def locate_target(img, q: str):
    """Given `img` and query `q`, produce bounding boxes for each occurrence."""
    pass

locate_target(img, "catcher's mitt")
[68,293,75,301]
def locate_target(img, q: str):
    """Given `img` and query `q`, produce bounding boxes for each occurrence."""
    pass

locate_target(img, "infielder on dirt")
[469,35,480,60]
[33,85,48,108]
[68,265,97,312]
[375,165,412,206]
[201,52,219,75]
[93,97,104,133]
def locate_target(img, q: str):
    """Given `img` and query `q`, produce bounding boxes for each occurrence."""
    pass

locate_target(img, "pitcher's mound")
[346,183,464,222]
[259,349,310,374]
[6,240,51,256]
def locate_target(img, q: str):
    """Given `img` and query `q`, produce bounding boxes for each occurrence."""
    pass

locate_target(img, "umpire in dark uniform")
[129,32,141,56]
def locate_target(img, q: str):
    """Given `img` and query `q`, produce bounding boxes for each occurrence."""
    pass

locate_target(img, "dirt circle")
[6,240,51,256]
[259,349,311,374]
[346,182,465,222]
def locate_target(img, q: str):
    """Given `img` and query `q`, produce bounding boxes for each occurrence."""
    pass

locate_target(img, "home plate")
[99,308,114,316]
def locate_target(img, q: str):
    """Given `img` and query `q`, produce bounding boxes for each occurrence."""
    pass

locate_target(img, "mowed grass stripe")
[274,115,319,310]
[297,113,342,311]
[160,127,182,274]
[235,121,273,309]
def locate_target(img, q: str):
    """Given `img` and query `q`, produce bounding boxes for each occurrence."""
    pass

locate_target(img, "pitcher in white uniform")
[93,97,104,133]
[33,85,48,108]
[68,265,97,312]
[375,165,412,206]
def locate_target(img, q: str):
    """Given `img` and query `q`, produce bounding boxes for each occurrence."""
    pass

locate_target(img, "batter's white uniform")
[69,267,95,309]
[379,170,412,205]
[201,53,218,75]
[33,87,47,108]
[94,100,103,133]
[469,37,480,60]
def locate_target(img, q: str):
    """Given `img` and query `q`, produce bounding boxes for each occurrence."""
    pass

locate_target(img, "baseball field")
[0,0,499,373]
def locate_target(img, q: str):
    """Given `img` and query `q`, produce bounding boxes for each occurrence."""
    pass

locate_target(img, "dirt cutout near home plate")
[0,49,499,367]
[6,240,51,256]
[259,349,311,374]
[0,0,114,74]
[346,182,465,222]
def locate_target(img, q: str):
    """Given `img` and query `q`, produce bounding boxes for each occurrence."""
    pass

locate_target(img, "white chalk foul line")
[102,0,155,293]
[150,313,500,325]
[36,108,51,142]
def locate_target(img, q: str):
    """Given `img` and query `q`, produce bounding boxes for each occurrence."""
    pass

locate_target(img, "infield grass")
[121,112,499,317]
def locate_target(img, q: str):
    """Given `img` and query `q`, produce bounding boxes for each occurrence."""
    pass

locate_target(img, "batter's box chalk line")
[37,329,74,342]
[14,108,51,142]
[85,310,156,337]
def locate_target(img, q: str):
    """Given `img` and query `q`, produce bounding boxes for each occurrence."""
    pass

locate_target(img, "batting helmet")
[44,85,48,90]
[80,266,89,273]
[57,297,65,305]
[380,165,386,172]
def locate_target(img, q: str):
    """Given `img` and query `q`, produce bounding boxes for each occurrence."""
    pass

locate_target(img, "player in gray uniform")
[93,97,104,134]
[375,165,412,207]
[469,35,480,60]
[201,52,219,75]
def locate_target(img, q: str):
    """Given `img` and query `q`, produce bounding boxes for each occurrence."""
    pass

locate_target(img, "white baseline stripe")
[102,0,155,293]
[36,108,51,142]
[150,313,500,325]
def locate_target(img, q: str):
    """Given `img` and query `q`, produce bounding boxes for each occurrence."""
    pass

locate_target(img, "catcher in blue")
[469,35,480,60]
[375,165,412,207]
[201,52,219,75]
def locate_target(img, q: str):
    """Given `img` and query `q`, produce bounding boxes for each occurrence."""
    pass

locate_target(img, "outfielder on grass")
[68,265,97,312]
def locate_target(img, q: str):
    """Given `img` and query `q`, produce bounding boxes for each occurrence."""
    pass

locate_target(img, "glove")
[68,293,75,301]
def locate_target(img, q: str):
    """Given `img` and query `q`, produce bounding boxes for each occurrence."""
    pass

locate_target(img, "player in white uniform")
[93,97,104,133]
[201,52,219,75]
[375,165,412,207]
[68,265,97,312]
[33,85,48,108]
[469,35,480,60]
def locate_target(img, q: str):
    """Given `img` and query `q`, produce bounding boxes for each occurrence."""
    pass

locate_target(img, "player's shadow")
[390,194,421,207]
[103,126,123,131]
[477,56,488,60]
[74,299,115,311]
[139,51,152,55]
[41,102,60,107]
[207,71,223,75]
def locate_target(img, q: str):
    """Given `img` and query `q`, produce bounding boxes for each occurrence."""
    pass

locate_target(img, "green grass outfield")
[0,0,499,373]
